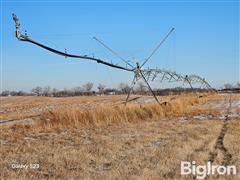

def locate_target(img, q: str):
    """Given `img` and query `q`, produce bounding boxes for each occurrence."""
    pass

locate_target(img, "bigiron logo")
[181,161,237,179]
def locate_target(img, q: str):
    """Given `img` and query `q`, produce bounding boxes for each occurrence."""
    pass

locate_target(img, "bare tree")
[31,86,42,96]
[1,90,10,96]
[43,86,51,96]
[118,83,130,94]
[98,84,106,94]
[236,82,240,88]
[224,83,233,89]
[73,86,84,96]
[52,88,58,97]
[82,82,94,92]
[64,88,74,96]
[1,90,30,96]
[136,82,147,94]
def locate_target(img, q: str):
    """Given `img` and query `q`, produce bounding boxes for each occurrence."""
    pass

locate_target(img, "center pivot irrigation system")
[12,14,213,105]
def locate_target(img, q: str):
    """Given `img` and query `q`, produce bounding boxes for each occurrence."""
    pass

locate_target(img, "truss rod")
[140,71,161,105]
[141,27,175,68]
[93,37,134,68]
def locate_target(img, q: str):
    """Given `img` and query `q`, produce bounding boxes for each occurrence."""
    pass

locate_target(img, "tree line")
[1,82,132,97]
[1,82,239,97]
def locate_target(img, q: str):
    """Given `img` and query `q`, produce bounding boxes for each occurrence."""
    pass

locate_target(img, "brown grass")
[1,93,239,179]
[38,93,212,129]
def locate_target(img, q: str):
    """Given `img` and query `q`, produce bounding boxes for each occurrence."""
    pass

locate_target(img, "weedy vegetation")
[1,92,239,179]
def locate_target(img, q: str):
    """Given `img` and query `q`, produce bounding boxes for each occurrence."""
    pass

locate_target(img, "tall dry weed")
[38,93,210,129]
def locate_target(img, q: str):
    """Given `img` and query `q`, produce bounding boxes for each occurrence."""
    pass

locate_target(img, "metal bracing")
[12,14,214,105]
[141,69,213,90]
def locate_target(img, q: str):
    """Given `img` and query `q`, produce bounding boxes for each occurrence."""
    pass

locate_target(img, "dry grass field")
[0,93,239,179]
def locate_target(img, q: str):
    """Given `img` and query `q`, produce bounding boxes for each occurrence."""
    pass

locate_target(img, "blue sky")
[1,1,239,91]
